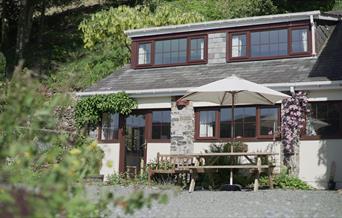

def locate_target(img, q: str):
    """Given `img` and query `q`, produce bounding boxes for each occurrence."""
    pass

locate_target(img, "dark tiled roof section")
[85,57,330,92]
[310,23,342,80]
[85,23,342,93]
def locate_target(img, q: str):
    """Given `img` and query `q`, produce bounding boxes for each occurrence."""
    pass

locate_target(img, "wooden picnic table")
[148,152,278,192]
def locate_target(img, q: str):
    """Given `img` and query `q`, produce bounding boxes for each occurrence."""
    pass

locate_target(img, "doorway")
[124,113,146,176]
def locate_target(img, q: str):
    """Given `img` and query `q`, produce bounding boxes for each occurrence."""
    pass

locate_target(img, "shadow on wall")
[316,139,342,189]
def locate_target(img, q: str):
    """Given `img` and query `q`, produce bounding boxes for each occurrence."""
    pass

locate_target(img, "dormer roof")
[125,11,337,38]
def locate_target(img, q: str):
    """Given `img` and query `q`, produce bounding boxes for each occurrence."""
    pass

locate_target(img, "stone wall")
[170,99,195,154]
[208,32,227,64]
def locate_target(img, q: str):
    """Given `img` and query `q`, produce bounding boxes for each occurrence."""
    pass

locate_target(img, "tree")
[0,63,165,217]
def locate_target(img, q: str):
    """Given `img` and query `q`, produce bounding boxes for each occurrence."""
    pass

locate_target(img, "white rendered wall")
[137,97,171,109]
[146,143,171,163]
[299,140,342,189]
[98,143,120,180]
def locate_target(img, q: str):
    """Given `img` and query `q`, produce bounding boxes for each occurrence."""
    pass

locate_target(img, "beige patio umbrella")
[181,74,290,185]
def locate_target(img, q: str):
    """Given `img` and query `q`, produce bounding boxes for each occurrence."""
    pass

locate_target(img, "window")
[260,107,279,136]
[197,106,280,140]
[251,29,288,57]
[291,28,308,53]
[155,38,187,65]
[138,43,151,65]
[152,110,171,140]
[101,113,119,141]
[231,34,247,57]
[190,38,205,61]
[199,110,216,137]
[134,36,207,68]
[228,24,311,62]
[234,107,256,138]
[306,102,342,138]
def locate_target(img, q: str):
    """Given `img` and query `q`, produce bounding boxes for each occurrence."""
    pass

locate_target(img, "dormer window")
[155,38,187,65]
[291,28,308,53]
[190,38,205,61]
[134,35,207,68]
[231,33,247,58]
[251,29,288,57]
[228,23,311,61]
[138,43,151,65]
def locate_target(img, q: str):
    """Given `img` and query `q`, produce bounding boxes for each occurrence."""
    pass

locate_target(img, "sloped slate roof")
[84,24,342,93]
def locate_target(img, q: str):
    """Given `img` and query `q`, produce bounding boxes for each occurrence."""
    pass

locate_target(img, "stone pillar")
[170,97,195,154]
[208,32,227,64]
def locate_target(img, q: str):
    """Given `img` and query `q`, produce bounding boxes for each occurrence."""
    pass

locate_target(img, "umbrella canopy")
[181,74,290,186]
[181,75,289,105]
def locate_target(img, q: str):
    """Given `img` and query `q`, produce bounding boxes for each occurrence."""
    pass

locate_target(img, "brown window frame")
[227,22,312,62]
[98,109,171,144]
[132,34,208,69]
[136,41,153,67]
[289,26,311,56]
[149,109,172,143]
[195,105,281,142]
[98,113,120,143]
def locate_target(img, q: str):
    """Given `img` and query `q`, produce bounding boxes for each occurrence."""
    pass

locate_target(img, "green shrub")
[106,172,149,186]
[260,169,312,190]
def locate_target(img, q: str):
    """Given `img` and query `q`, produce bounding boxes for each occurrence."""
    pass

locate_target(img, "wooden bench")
[147,153,194,184]
[148,152,277,192]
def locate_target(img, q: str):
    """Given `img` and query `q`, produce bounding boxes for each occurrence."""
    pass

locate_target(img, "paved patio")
[87,186,342,218]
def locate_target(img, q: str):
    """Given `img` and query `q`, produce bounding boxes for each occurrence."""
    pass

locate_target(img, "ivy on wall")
[75,92,137,128]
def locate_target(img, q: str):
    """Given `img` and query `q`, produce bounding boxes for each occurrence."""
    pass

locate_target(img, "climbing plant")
[281,91,309,173]
[75,92,137,128]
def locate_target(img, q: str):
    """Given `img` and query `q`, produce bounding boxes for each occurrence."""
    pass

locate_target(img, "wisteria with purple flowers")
[281,91,309,165]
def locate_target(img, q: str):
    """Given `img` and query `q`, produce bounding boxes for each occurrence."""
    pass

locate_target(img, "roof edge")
[76,80,342,98]
[125,11,321,38]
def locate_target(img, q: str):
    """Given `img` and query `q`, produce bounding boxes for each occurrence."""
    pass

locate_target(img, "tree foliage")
[153,0,278,20]
[0,65,164,217]
[79,5,204,50]
[75,92,138,128]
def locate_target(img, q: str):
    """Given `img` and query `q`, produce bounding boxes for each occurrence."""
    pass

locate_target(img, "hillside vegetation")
[0,1,341,216]
[1,0,341,92]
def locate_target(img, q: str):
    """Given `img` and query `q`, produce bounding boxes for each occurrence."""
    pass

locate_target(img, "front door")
[124,113,146,176]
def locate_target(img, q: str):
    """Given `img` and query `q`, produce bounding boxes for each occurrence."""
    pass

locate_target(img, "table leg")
[189,170,197,193]
[254,157,261,191]
[268,166,274,189]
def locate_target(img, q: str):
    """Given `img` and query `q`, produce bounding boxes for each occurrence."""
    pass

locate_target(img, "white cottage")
[78,10,342,189]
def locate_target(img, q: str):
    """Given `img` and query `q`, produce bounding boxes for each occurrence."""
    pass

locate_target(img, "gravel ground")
[86,185,342,218]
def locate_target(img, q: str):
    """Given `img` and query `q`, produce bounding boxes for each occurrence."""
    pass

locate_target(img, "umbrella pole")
[230,92,235,185]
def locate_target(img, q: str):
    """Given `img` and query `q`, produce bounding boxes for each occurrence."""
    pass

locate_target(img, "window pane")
[152,110,171,139]
[251,29,288,57]
[291,29,308,53]
[231,34,247,57]
[154,38,187,65]
[219,107,256,138]
[306,102,342,137]
[138,43,151,65]
[199,111,216,137]
[220,108,232,138]
[190,38,205,61]
[234,107,256,138]
[260,107,278,135]
[101,113,119,140]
